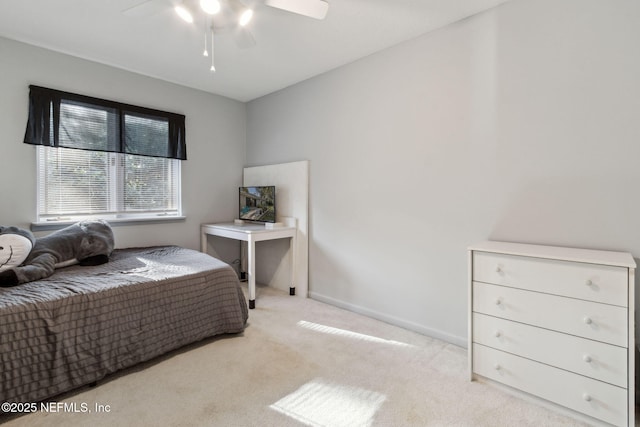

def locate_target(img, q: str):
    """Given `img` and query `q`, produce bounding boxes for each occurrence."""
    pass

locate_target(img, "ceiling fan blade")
[265,0,329,20]
[122,0,173,17]
[233,27,256,49]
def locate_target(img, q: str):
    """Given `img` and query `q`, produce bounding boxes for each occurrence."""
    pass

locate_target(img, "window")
[37,147,181,222]
[25,86,186,224]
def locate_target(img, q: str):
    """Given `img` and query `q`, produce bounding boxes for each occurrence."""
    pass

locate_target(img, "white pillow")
[0,233,33,272]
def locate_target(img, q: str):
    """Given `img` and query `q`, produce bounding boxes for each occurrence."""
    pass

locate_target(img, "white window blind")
[37,147,181,222]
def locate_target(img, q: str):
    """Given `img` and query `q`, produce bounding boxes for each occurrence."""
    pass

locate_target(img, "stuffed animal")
[0,226,36,273]
[0,220,114,287]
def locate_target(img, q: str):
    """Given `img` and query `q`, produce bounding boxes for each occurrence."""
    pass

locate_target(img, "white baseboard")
[309,291,467,348]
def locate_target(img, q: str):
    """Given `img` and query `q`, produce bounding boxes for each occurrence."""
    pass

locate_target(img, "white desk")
[201,222,297,309]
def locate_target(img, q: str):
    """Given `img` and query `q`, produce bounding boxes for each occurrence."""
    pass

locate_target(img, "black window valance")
[24,85,187,160]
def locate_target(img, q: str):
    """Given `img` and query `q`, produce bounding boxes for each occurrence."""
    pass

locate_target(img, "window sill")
[31,216,186,232]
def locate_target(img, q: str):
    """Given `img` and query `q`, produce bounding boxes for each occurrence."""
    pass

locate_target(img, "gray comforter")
[0,246,248,403]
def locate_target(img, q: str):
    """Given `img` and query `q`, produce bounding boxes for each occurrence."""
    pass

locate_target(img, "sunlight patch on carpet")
[297,320,414,348]
[270,378,386,427]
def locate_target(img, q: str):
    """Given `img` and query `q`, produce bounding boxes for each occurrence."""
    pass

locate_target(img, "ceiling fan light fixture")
[164,0,329,73]
[200,0,221,15]
[239,9,253,27]
[175,4,194,23]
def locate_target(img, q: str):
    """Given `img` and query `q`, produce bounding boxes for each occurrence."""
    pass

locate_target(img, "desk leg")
[200,229,207,253]
[248,239,256,309]
[289,235,296,296]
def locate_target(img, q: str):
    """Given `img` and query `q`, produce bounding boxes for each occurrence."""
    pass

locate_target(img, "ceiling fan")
[123,0,328,70]
[123,0,329,43]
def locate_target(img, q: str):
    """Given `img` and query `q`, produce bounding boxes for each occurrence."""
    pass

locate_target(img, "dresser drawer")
[473,344,627,427]
[473,282,628,347]
[473,252,628,306]
[473,313,628,387]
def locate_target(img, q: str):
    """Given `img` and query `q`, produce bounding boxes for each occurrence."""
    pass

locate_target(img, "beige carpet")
[2,285,590,427]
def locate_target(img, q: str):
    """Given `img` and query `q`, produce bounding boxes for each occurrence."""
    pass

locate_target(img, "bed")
[0,245,248,404]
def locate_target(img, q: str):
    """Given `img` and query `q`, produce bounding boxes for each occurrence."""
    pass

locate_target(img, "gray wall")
[0,37,246,251]
[246,0,640,346]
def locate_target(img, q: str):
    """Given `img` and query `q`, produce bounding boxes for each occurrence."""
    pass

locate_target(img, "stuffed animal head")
[0,226,36,273]
[77,220,115,262]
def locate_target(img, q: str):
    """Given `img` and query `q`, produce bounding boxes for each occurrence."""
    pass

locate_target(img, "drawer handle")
[583,316,593,325]
[494,330,502,338]
[585,279,593,287]
[582,393,592,402]
[495,266,503,274]
[494,363,501,371]
[583,355,592,363]
[495,298,502,306]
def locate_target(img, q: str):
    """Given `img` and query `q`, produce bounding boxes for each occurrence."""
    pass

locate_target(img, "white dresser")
[468,241,636,426]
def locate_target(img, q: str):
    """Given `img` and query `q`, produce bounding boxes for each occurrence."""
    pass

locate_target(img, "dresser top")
[469,240,636,268]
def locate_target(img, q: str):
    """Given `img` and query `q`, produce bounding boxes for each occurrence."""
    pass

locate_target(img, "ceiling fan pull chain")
[210,26,216,72]
[203,19,209,57]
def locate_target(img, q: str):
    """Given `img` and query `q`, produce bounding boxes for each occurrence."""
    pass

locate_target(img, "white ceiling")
[0,0,511,102]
